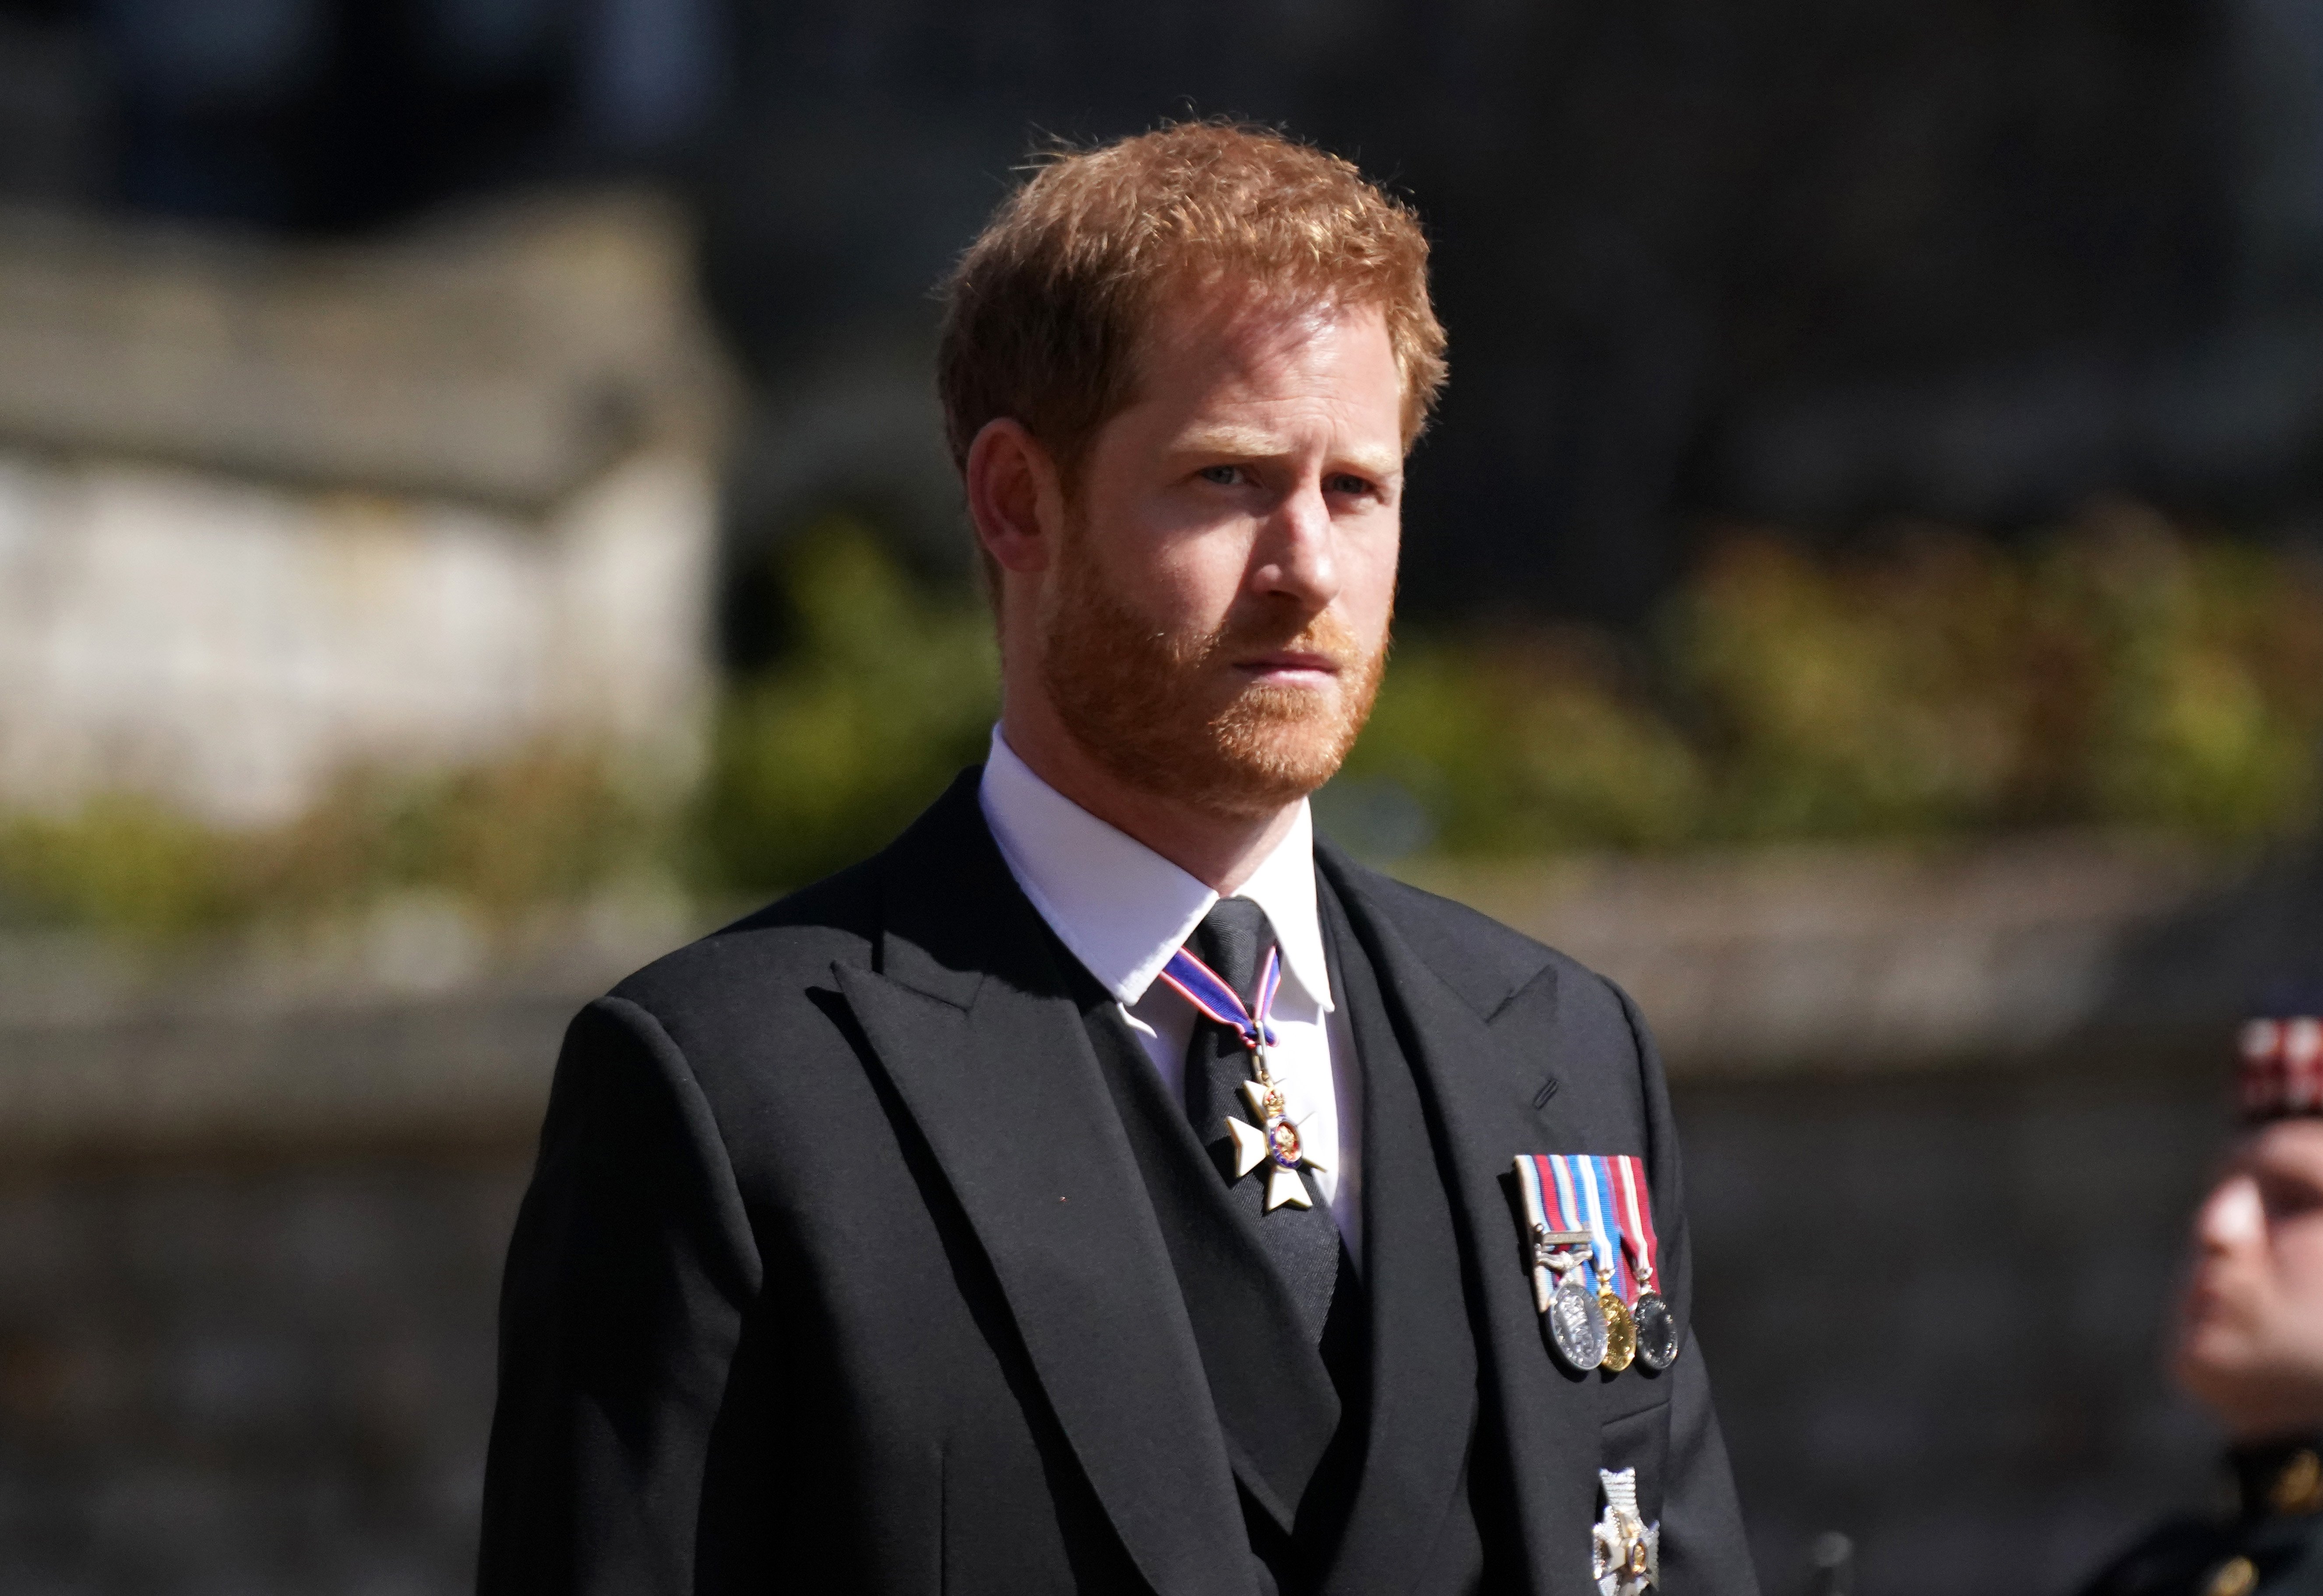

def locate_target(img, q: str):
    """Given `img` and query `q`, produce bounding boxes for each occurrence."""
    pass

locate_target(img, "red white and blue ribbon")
[1575,1155,1632,1301]
[1610,1154,1660,1292]
[1521,1154,1629,1298]
[1519,1153,1577,1235]
[1156,943,1282,1053]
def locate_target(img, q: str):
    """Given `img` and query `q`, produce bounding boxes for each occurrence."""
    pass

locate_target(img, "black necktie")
[1182,897,1342,1341]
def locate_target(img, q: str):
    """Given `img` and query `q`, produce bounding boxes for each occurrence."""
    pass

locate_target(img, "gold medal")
[1599,1279,1637,1372]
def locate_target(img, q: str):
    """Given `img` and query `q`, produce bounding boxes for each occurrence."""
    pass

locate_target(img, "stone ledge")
[1400,833,2285,1075]
[2,835,2305,1152]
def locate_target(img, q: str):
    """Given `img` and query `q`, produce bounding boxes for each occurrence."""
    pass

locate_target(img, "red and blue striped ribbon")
[1523,1154,1644,1302]
[1522,1153,1573,1233]
[1579,1155,1636,1302]
[1611,1154,1659,1289]
[1156,942,1282,1051]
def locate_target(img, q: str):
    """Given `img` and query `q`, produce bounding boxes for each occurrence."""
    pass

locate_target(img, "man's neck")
[999,709,1303,896]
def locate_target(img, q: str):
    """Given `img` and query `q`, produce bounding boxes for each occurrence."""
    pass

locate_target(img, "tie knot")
[1190,896,1276,1009]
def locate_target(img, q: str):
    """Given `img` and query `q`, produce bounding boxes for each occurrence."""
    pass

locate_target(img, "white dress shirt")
[979,727,1363,1255]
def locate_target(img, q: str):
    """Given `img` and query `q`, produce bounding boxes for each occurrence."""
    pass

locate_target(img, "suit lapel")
[1075,995,1344,1538]
[1315,875,1481,1596]
[832,776,1256,1596]
[1319,846,1600,1596]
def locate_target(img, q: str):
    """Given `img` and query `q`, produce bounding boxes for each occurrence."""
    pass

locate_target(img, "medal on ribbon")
[1512,1154,1607,1371]
[1577,1156,1637,1372]
[1611,1154,1679,1371]
[1159,943,1328,1212]
[1591,1466,1660,1595]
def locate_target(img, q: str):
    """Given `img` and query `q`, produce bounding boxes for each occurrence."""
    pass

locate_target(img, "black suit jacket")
[479,771,1755,1595]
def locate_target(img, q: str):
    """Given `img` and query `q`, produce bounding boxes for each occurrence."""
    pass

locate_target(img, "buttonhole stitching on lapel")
[1532,1076,1560,1109]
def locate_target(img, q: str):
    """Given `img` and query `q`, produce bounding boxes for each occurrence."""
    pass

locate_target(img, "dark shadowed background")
[5,1,2323,1592]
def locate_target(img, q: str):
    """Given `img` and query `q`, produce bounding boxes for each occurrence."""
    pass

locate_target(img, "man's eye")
[2260,1173,2323,1223]
[1326,474,1374,497]
[1198,465,1242,486]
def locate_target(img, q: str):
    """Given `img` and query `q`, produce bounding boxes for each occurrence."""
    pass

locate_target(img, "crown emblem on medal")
[1224,1075,1331,1211]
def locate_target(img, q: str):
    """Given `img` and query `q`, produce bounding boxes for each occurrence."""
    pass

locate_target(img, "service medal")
[1223,1073,1331,1211]
[1631,1290,1678,1371]
[1611,1154,1680,1371]
[1599,1288,1637,1372]
[1160,944,1327,1212]
[1575,1155,1638,1373]
[1548,1268,1609,1371]
[1592,1467,1660,1595]
[1513,1155,1614,1372]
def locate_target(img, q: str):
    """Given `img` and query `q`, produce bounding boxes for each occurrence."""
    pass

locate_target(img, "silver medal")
[1632,1289,1678,1371]
[1547,1268,1609,1372]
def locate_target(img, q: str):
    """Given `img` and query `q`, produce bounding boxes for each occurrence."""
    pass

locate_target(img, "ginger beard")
[1036,505,1389,819]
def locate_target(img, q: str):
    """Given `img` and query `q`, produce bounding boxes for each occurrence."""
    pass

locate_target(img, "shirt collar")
[978,726,1334,1015]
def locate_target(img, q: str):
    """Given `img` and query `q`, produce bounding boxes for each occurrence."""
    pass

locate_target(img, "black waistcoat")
[1060,870,1498,1596]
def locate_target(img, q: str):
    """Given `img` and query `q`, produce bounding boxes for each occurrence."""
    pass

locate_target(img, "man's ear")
[966,418,1063,576]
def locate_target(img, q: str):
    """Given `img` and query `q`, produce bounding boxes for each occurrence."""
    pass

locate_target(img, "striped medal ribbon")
[1513,1154,1608,1372]
[1576,1155,1638,1371]
[1611,1154,1679,1371]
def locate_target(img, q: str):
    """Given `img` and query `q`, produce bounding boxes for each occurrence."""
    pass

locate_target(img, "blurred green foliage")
[694,521,1000,892]
[0,747,662,941]
[5,504,2321,941]
[1342,504,2323,854]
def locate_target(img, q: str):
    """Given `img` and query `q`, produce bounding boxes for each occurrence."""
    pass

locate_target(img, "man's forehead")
[1136,281,1387,373]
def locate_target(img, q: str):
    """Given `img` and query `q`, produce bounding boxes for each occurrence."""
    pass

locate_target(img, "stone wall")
[0,195,728,826]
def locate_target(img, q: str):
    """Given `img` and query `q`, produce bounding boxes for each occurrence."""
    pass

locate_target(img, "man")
[2074,1017,2323,1596]
[479,122,1754,1596]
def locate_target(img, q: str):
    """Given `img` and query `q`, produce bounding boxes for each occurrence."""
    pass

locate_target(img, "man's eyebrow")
[1173,427,1403,479]
[1174,426,1288,458]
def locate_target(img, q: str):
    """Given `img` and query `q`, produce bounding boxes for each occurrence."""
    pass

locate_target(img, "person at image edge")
[2071,1017,2323,1596]
[477,123,1756,1596]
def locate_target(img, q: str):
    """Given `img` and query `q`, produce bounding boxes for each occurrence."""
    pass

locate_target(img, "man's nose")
[1251,479,1340,609]
[2194,1173,2266,1253]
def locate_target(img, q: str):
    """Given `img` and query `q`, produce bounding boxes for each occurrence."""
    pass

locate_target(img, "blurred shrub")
[0,796,239,941]
[694,521,999,892]
[1338,633,1706,853]
[1342,504,2323,856]
[0,746,663,941]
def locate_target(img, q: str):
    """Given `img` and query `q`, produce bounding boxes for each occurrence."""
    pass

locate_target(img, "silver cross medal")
[1222,1046,1329,1212]
[1592,1467,1660,1596]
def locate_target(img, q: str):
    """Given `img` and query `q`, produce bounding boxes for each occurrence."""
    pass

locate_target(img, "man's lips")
[1233,650,1342,681]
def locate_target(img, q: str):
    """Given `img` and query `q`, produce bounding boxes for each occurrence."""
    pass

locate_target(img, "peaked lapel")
[832,775,1257,1596]
[1315,874,1481,1596]
[1318,846,1601,1596]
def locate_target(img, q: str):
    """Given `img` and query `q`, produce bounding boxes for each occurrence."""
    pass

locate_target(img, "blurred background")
[4,0,2323,1591]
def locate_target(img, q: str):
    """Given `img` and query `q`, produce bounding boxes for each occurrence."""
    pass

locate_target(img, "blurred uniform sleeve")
[476,996,764,1596]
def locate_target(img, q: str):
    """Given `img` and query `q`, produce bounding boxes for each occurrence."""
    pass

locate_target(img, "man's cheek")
[2278,1233,2323,1316]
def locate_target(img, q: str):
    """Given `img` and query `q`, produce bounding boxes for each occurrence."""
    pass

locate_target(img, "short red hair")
[937,121,1448,490]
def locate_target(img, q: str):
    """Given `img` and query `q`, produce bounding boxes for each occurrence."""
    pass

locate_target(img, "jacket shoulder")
[606,853,884,1017]
[1325,849,1629,1030]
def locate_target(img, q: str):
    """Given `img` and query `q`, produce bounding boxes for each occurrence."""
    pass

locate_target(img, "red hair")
[937,121,1448,491]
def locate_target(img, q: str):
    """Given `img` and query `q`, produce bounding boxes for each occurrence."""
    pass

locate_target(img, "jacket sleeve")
[476,995,764,1596]
[1614,981,1760,1596]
